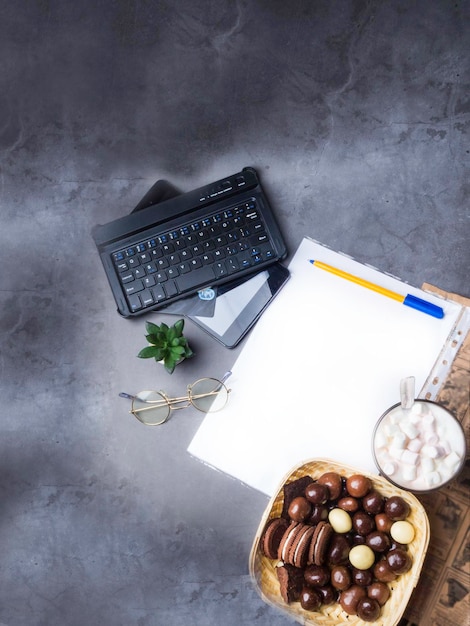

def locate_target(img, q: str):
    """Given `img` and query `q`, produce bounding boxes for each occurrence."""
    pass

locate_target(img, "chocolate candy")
[300,586,322,611]
[357,596,381,621]
[374,559,397,582]
[304,564,330,587]
[328,508,352,534]
[390,520,415,544]
[305,482,329,504]
[351,566,373,587]
[337,496,359,512]
[326,534,350,565]
[339,584,366,614]
[375,512,393,533]
[353,511,375,536]
[362,490,384,515]
[288,496,311,522]
[387,548,412,574]
[346,474,372,498]
[366,530,391,553]
[349,545,375,570]
[384,496,410,521]
[331,565,351,590]
[317,472,343,500]
[367,581,391,605]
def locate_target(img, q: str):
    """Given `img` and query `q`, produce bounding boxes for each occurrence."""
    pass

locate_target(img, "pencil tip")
[308,259,315,264]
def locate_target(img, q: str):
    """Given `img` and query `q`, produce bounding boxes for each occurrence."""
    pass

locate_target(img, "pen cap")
[403,294,444,319]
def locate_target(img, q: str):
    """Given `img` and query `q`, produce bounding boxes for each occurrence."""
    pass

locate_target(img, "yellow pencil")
[309,259,444,319]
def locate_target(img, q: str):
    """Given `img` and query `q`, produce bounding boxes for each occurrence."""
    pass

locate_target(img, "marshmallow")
[400,421,419,439]
[443,451,462,470]
[383,461,397,476]
[401,450,419,465]
[390,432,407,449]
[421,445,439,459]
[402,465,417,481]
[407,437,423,453]
[420,457,435,473]
[425,471,441,487]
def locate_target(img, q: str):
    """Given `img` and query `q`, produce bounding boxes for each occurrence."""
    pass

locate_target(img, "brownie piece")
[276,564,304,603]
[281,475,314,519]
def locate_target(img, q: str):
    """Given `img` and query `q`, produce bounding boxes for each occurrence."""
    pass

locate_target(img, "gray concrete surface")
[1,1,469,625]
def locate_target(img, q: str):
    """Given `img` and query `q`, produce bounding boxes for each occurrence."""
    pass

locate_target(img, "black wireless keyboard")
[92,167,287,317]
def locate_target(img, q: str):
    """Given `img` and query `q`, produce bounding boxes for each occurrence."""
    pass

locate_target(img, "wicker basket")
[249,458,430,626]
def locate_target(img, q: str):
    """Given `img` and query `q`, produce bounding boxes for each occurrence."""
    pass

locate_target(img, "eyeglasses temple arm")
[119,392,136,400]
[221,371,232,383]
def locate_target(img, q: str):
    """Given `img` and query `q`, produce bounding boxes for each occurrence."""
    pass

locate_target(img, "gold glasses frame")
[119,372,232,426]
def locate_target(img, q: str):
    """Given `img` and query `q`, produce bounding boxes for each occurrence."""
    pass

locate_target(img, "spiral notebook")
[188,238,466,496]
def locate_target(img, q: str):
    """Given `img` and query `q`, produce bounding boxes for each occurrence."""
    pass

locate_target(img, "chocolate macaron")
[261,517,289,559]
[308,521,333,566]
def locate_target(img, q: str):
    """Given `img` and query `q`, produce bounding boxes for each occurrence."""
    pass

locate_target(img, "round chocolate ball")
[338,496,360,513]
[374,559,397,583]
[317,585,337,605]
[366,530,391,553]
[304,564,330,587]
[305,481,329,504]
[367,581,391,606]
[384,496,410,521]
[386,548,412,575]
[308,504,329,525]
[317,472,343,500]
[362,490,385,515]
[288,496,312,522]
[339,584,367,615]
[351,566,373,587]
[346,474,372,498]
[331,565,352,590]
[353,511,375,536]
[327,534,350,565]
[300,586,322,611]
[356,596,381,621]
[375,512,393,533]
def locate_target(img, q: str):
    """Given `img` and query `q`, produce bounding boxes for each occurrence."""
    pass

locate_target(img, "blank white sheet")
[188,238,462,496]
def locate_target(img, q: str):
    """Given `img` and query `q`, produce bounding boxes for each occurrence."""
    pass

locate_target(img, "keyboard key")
[121,273,134,284]
[116,261,128,272]
[128,294,142,311]
[167,267,180,279]
[134,267,146,279]
[141,291,154,307]
[165,280,178,297]
[128,256,140,268]
[125,280,144,295]
[214,262,227,277]
[143,276,156,288]
[152,284,166,301]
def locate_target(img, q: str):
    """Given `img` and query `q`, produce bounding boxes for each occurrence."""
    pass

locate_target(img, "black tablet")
[188,263,290,348]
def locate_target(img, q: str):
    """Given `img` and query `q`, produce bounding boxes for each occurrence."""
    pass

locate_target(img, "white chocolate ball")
[349,545,375,570]
[391,520,415,544]
[328,508,352,534]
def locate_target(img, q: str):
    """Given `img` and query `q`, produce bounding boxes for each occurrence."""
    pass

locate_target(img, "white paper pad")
[188,238,462,496]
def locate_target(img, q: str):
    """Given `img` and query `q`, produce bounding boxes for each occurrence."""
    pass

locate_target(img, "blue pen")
[309,259,444,319]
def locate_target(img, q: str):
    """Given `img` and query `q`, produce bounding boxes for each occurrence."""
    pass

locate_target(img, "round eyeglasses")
[119,372,231,426]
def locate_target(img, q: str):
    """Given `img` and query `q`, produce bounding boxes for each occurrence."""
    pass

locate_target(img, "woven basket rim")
[249,457,430,626]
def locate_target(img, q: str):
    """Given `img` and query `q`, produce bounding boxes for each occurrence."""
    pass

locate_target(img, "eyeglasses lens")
[132,391,170,425]
[190,378,228,413]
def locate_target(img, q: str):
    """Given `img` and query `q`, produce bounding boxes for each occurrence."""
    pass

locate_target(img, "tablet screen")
[189,263,290,348]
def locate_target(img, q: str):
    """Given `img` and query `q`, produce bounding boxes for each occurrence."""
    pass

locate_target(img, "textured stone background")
[1,1,469,625]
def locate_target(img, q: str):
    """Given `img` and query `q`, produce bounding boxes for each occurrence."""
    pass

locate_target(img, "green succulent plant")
[138,319,194,374]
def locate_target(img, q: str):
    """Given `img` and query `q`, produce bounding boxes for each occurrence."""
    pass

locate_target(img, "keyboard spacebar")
[175,266,216,294]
